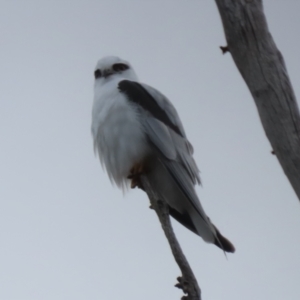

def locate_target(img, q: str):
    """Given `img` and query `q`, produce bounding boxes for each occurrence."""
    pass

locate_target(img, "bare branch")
[215,0,300,200]
[140,175,201,300]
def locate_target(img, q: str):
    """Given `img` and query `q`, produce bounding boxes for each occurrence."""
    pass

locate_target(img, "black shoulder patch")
[118,80,183,136]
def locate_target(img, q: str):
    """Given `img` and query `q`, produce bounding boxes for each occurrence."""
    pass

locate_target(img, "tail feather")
[170,205,236,253]
[213,225,235,253]
[145,157,235,253]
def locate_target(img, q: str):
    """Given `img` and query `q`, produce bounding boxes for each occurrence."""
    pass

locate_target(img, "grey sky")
[0,1,300,299]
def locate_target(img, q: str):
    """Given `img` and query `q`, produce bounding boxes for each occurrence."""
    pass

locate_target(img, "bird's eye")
[112,63,129,72]
[94,69,102,79]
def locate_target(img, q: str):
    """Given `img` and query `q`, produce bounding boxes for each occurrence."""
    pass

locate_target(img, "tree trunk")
[215,0,300,201]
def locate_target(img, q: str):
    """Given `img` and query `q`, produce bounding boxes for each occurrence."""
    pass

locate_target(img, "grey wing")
[140,83,187,137]
[142,108,207,208]
[143,114,200,185]
[142,109,217,242]
[139,82,200,185]
[118,79,216,241]
[118,80,199,184]
[141,83,195,155]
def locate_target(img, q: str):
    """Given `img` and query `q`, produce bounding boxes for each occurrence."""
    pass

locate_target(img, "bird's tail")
[145,157,235,253]
[211,223,235,253]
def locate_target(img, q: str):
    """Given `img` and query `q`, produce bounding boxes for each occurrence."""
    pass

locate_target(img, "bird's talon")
[130,178,139,189]
[128,163,146,189]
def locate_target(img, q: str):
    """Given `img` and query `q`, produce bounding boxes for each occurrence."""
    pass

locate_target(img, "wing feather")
[144,116,176,160]
[94,64,235,252]
[119,80,200,185]
[119,79,217,240]
[140,83,187,137]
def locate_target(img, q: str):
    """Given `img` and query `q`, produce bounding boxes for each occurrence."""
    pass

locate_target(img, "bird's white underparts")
[91,56,235,253]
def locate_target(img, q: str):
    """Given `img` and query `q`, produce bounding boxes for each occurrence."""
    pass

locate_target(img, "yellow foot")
[127,163,145,189]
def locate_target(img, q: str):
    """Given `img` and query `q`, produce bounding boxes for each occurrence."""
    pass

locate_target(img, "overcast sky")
[1,1,300,299]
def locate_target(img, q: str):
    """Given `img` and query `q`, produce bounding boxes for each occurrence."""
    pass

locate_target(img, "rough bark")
[215,0,300,201]
[140,175,201,300]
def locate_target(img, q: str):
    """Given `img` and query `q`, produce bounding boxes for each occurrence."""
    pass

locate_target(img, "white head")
[94,56,138,86]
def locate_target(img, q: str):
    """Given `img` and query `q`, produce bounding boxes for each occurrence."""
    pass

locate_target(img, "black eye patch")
[94,69,102,79]
[112,63,129,72]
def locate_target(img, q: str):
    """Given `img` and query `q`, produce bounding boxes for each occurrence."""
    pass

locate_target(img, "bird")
[91,56,235,253]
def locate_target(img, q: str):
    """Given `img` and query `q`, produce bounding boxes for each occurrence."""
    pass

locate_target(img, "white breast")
[92,79,150,189]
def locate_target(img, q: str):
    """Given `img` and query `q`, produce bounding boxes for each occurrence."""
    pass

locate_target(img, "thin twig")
[140,175,201,300]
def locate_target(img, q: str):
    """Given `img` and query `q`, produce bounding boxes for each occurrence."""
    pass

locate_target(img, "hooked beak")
[103,69,114,78]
